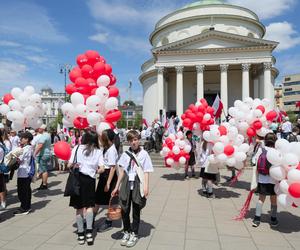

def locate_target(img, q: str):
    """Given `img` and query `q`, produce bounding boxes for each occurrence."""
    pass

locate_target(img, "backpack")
[0,144,9,174]
[28,156,36,178]
[287,133,298,142]
[257,148,272,175]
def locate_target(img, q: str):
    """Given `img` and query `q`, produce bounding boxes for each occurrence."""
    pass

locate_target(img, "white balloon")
[234,152,247,162]
[76,104,87,118]
[235,111,245,120]
[266,148,283,166]
[226,157,236,167]
[274,183,281,195]
[87,112,102,125]
[253,109,263,118]
[8,100,21,111]
[238,121,249,131]
[172,146,180,155]
[96,122,111,134]
[275,139,290,154]
[24,85,35,95]
[71,92,84,106]
[62,118,72,127]
[244,97,253,106]
[179,140,186,149]
[97,75,111,87]
[179,157,186,165]
[162,147,170,154]
[105,97,118,110]
[256,127,269,137]
[290,142,300,161]
[29,93,41,104]
[234,134,245,146]
[235,161,244,170]
[219,135,230,144]
[95,86,109,101]
[279,179,289,194]
[234,100,243,108]
[217,153,227,163]
[228,107,238,117]
[282,153,298,167]
[23,106,35,118]
[213,142,224,154]
[176,131,184,139]
[169,134,176,141]
[269,166,286,181]
[166,158,174,166]
[86,95,101,110]
[208,155,218,164]
[228,127,238,139]
[0,104,10,115]
[228,118,236,126]
[11,87,23,98]
[210,129,220,141]
[17,93,29,104]
[253,98,262,108]
[202,131,211,142]
[184,144,191,153]
[238,144,250,153]
[278,193,293,208]
[203,113,211,121]
[287,169,300,183]
[61,103,73,114]
[262,98,271,109]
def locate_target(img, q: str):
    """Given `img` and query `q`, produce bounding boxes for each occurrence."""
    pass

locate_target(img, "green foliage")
[286,110,297,124]
[134,113,142,128]
[117,115,127,128]
[49,109,63,131]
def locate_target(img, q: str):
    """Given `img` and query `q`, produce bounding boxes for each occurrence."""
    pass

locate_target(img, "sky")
[0,0,300,104]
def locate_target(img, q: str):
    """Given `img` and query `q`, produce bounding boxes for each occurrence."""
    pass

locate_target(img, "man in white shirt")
[281,117,292,139]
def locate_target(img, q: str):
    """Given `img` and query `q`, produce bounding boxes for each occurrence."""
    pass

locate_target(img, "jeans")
[17,177,32,210]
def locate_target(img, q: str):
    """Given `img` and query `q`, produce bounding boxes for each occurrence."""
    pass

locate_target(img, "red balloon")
[188,104,197,113]
[206,106,214,116]
[73,117,89,129]
[183,118,192,128]
[198,105,205,113]
[75,77,88,87]
[54,141,71,161]
[76,54,88,68]
[91,88,97,95]
[256,105,265,114]
[106,110,122,123]
[108,86,119,97]
[266,111,277,121]
[65,84,77,95]
[97,56,106,64]
[296,162,300,170]
[289,183,300,198]
[69,68,82,83]
[110,74,117,85]
[3,93,14,104]
[187,112,197,123]
[195,112,203,123]
[167,151,175,159]
[93,62,106,76]
[181,114,186,120]
[224,145,234,156]
[81,64,94,78]
[85,50,100,66]
[104,64,112,75]
[252,120,263,130]
[77,86,91,95]
[218,125,227,136]
[247,127,256,137]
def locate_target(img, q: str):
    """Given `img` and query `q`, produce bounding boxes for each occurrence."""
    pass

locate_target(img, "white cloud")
[265,22,300,51]
[0,40,21,47]
[25,55,49,64]
[0,60,27,84]
[0,1,68,43]
[89,33,109,43]
[227,0,296,20]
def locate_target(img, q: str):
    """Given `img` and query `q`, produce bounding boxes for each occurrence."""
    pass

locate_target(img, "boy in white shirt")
[112,130,153,248]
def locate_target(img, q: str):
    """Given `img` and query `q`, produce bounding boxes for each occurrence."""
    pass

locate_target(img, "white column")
[220,64,229,115]
[263,62,274,107]
[196,65,205,100]
[259,73,264,99]
[242,63,250,100]
[253,78,259,98]
[176,66,184,118]
[157,66,164,118]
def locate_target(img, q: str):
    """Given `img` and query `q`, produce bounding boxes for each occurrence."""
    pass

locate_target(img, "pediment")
[152,30,278,53]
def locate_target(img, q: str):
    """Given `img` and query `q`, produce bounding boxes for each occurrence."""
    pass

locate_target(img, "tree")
[134,113,142,129]
[49,109,63,131]
[117,115,127,128]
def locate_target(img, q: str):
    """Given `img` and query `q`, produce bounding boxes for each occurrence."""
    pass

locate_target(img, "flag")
[212,94,223,118]
[142,118,148,128]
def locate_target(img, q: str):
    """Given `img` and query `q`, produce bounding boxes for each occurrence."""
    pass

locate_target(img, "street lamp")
[59,64,72,102]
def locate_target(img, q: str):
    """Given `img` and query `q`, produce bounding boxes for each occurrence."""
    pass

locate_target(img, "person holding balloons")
[252,133,278,227]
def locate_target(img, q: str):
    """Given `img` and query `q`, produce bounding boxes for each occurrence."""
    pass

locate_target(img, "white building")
[140,0,279,123]
[40,87,65,126]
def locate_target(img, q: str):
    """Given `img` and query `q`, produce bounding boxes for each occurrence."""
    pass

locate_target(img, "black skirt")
[188,152,196,166]
[69,172,96,209]
[257,183,275,196]
[200,168,217,181]
[95,169,117,205]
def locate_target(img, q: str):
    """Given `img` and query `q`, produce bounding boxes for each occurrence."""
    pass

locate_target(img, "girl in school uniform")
[69,130,104,245]
[95,129,119,232]
[185,130,196,179]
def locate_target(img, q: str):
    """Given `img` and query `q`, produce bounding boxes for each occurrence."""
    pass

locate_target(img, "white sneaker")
[120,231,130,246]
[126,232,138,248]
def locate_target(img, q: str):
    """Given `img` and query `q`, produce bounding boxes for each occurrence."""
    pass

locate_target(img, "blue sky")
[0,0,300,104]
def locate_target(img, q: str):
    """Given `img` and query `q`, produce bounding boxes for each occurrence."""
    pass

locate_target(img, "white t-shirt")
[254,146,276,184]
[118,149,154,189]
[69,145,103,179]
[17,145,33,178]
[102,144,118,169]
[4,140,12,152]
[282,121,292,133]
[31,134,42,147]
[10,136,20,150]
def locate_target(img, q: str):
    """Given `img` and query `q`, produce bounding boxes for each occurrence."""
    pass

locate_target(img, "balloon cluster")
[0,86,45,130]
[266,139,300,208]
[181,98,215,132]
[228,98,275,139]
[61,50,121,133]
[202,123,250,170]
[160,131,191,169]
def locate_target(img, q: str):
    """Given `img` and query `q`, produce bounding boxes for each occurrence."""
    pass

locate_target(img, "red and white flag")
[212,94,223,118]
[142,118,148,128]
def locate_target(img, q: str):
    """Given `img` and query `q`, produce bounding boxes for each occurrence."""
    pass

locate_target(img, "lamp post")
[59,64,72,102]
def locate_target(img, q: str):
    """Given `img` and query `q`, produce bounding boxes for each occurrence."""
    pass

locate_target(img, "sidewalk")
[0,167,300,250]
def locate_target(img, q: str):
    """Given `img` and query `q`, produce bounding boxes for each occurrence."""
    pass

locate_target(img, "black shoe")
[270,217,279,227]
[252,216,261,227]
[77,232,85,245]
[206,192,215,199]
[86,229,93,245]
[97,220,112,232]
[37,184,48,190]
[184,175,189,180]
[202,189,207,195]
[13,208,30,215]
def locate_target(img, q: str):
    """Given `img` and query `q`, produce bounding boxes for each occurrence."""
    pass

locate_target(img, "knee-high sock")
[76,214,84,233]
[255,200,263,217]
[271,205,277,218]
[86,211,94,230]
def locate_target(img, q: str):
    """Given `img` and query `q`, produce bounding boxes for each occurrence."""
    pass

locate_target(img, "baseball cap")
[40,124,47,130]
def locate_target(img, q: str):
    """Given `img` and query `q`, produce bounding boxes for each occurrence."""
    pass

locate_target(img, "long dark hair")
[264,133,277,148]
[81,130,100,157]
[0,130,4,144]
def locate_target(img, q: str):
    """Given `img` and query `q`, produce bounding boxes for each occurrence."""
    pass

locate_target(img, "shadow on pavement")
[161,173,185,181]
[220,176,250,191]
[197,187,241,199]
[33,188,64,198]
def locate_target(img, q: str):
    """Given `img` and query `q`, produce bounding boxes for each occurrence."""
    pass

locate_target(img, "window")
[285,77,291,81]
[284,88,293,92]
[161,37,169,45]
[247,32,254,38]
[52,110,56,116]
[284,81,300,86]
[284,91,300,96]
[127,111,133,117]
[284,101,296,105]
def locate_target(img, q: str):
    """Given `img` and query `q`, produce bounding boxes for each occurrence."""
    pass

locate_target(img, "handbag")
[64,146,80,197]
[107,196,122,221]
[125,150,145,198]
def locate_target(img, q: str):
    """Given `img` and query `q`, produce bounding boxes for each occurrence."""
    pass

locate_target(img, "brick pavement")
[1,166,300,249]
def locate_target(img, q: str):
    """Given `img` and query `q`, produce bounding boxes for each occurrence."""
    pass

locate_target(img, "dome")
[182,0,224,9]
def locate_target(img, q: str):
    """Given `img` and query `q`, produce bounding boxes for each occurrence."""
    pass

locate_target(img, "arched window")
[161,37,169,45]
[247,32,255,38]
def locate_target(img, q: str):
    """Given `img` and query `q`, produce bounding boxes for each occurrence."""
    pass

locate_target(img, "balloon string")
[233,189,255,221]
[229,169,243,186]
